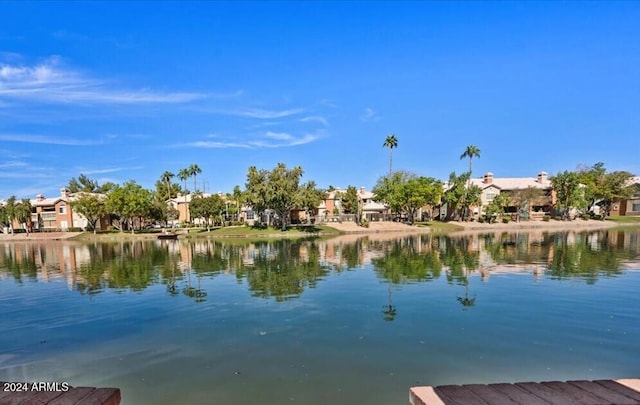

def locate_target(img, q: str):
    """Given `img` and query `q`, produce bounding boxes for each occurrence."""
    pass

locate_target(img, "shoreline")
[0,220,637,243]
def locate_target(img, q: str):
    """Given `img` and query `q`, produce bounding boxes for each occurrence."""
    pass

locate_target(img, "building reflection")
[0,229,639,300]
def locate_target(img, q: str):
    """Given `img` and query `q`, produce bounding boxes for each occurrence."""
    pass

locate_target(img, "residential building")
[440,171,555,220]
[611,176,640,216]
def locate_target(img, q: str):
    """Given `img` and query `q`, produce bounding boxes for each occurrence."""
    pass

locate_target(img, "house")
[441,171,555,220]
[611,176,640,216]
[4,188,108,232]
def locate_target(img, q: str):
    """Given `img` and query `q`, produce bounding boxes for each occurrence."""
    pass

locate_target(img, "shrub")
[502,216,511,224]
[580,214,590,220]
[543,215,551,222]
[478,217,485,223]
[360,219,370,228]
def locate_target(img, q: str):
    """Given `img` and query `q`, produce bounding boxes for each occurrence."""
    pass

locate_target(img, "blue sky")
[1,1,638,199]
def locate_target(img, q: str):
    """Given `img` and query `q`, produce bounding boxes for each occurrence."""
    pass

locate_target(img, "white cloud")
[299,116,329,126]
[0,57,205,104]
[361,107,380,122]
[229,107,304,119]
[0,160,27,169]
[179,131,323,149]
[0,133,103,146]
[80,166,144,175]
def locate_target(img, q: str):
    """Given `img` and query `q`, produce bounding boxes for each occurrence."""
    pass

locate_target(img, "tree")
[460,145,481,179]
[383,134,398,178]
[160,171,175,200]
[189,194,224,230]
[244,163,305,230]
[551,171,582,220]
[15,199,32,234]
[178,168,191,221]
[296,181,325,224]
[578,163,634,219]
[460,145,481,220]
[484,192,511,222]
[188,164,202,193]
[105,181,154,233]
[68,174,99,193]
[341,186,360,218]
[372,172,442,224]
[71,194,105,233]
[443,172,481,221]
[0,196,16,229]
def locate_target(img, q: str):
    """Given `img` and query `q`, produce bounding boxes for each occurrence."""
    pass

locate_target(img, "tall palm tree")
[161,171,175,200]
[460,145,481,178]
[383,134,398,178]
[460,145,481,220]
[178,168,190,222]
[188,164,202,193]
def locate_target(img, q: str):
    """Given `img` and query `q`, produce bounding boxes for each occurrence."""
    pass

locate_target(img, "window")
[632,203,640,212]
[486,191,496,202]
[246,210,254,220]
[59,204,66,214]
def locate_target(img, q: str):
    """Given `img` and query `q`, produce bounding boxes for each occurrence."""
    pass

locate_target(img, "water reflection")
[1,230,639,304]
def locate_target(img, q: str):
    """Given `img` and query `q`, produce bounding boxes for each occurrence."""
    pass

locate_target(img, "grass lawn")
[606,216,640,223]
[414,221,464,233]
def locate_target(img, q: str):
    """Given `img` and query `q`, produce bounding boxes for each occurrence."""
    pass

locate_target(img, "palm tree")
[460,145,481,178]
[161,171,175,200]
[178,168,190,222]
[460,145,481,220]
[383,134,398,178]
[188,164,202,193]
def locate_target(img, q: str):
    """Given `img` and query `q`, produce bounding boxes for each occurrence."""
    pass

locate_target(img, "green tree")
[578,163,634,219]
[68,174,99,193]
[341,186,360,219]
[296,181,325,224]
[460,145,481,179]
[443,172,481,221]
[105,181,154,233]
[383,134,398,178]
[160,171,175,200]
[551,171,583,220]
[71,194,105,233]
[0,196,16,229]
[484,192,511,222]
[178,168,191,221]
[15,199,32,233]
[188,164,202,193]
[189,194,225,230]
[245,163,305,230]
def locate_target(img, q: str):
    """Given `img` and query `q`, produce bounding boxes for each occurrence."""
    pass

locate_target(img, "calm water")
[1,230,639,404]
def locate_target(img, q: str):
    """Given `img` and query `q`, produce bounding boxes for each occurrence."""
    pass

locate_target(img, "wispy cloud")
[80,166,144,175]
[0,160,28,169]
[229,107,304,119]
[299,115,329,126]
[52,30,88,41]
[0,56,205,104]
[361,107,380,122]
[179,131,322,149]
[0,133,104,146]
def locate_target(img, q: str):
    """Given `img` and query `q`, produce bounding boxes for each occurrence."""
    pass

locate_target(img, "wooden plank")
[0,389,40,405]
[568,380,639,405]
[48,387,97,405]
[409,386,446,405]
[20,390,66,405]
[435,385,488,404]
[464,384,520,405]
[594,380,640,401]
[76,387,121,405]
[540,381,608,404]
[489,383,552,405]
[516,382,585,405]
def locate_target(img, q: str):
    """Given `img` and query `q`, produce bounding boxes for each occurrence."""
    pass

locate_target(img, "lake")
[1,229,639,404]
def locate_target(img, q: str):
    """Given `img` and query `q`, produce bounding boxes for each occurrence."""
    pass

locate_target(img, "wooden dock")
[0,383,120,405]
[410,379,640,405]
